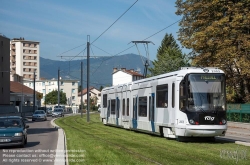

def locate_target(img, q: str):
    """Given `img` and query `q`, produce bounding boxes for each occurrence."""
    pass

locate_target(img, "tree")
[99,85,104,91]
[45,90,67,104]
[176,0,250,103]
[149,33,189,76]
[90,96,98,111]
[78,85,82,93]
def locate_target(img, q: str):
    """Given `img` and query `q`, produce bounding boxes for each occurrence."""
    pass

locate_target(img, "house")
[10,81,41,107]
[112,68,144,86]
[23,79,79,107]
[78,87,101,107]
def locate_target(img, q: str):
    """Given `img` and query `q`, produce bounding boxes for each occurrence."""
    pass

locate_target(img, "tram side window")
[103,94,107,108]
[179,80,186,111]
[127,98,129,116]
[172,83,175,108]
[117,99,120,118]
[139,96,147,117]
[122,99,125,116]
[111,99,116,114]
[156,84,168,108]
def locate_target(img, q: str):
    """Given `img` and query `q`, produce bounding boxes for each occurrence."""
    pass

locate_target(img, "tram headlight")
[189,119,195,125]
[221,119,227,125]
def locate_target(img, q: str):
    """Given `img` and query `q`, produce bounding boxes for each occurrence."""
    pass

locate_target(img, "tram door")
[132,96,138,129]
[149,93,155,132]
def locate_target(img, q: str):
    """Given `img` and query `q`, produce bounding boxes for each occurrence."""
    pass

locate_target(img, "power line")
[143,19,181,41]
[91,0,138,44]
[57,43,86,57]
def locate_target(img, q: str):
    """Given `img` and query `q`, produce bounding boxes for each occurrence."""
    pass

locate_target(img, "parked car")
[0,116,29,148]
[52,108,64,117]
[32,110,47,121]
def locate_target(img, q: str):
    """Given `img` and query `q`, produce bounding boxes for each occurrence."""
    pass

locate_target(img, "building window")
[72,82,75,86]
[42,82,45,86]
[72,96,75,100]
[156,84,168,108]
[61,81,63,85]
[72,89,75,94]
[61,89,63,92]
[98,93,101,96]
[139,96,147,117]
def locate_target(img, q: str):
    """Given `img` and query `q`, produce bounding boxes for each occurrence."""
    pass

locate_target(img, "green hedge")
[227,112,250,123]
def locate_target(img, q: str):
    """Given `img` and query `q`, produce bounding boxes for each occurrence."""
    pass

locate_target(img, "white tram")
[100,67,227,140]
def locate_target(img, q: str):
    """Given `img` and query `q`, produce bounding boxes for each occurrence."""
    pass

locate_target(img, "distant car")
[0,116,29,148]
[32,110,47,121]
[52,108,64,118]
[46,107,52,115]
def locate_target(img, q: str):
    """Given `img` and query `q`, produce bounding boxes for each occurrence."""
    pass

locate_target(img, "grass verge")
[55,113,250,165]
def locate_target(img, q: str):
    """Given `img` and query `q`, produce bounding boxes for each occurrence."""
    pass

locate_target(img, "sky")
[0,0,184,61]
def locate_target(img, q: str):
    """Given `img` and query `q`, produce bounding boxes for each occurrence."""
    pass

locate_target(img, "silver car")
[32,110,47,121]
[52,108,64,117]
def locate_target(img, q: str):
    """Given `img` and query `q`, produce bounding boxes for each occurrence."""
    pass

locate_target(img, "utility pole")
[33,72,36,112]
[81,61,83,118]
[21,76,23,117]
[87,35,90,122]
[58,68,60,107]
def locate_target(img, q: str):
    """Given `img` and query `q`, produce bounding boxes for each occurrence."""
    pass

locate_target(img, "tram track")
[73,117,226,153]
[60,117,163,165]
[60,116,218,165]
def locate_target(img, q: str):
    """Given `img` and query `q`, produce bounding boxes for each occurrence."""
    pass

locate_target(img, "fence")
[227,104,250,123]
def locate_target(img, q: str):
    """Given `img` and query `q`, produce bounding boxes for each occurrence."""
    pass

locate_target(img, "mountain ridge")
[40,54,152,88]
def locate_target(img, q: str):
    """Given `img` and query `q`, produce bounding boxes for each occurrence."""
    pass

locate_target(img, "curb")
[235,141,250,147]
[50,118,68,165]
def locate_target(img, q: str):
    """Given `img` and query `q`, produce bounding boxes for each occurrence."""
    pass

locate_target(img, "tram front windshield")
[187,74,225,112]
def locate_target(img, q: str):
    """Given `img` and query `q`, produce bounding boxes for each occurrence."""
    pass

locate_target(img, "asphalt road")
[0,117,58,165]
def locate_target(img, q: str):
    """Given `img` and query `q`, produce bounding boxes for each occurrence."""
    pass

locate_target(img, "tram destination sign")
[190,74,223,82]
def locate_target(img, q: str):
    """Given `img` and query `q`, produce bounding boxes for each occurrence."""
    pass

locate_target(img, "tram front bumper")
[176,125,227,137]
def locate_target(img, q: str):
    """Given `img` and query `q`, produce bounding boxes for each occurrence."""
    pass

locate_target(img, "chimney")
[121,68,126,71]
[113,68,118,73]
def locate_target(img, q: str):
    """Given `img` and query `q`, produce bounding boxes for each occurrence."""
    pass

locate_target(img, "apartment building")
[0,34,10,105]
[24,79,79,107]
[10,37,40,80]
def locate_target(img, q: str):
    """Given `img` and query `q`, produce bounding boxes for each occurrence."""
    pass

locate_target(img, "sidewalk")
[226,121,250,137]
[218,121,250,146]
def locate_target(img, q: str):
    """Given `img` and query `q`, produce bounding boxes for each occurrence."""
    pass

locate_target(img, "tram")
[100,67,227,140]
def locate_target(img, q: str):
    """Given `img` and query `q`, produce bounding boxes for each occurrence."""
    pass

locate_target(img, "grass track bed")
[55,113,250,165]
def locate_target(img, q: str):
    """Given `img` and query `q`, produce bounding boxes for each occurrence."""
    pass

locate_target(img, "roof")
[124,70,143,76]
[113,69,143,77]
[10,81,41,95]
[78,87,100,96]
